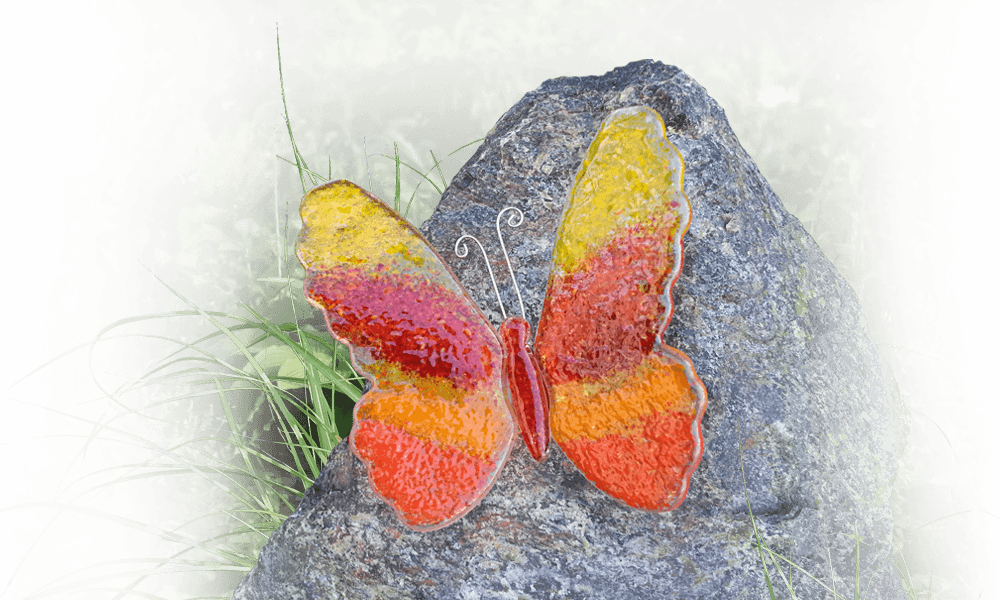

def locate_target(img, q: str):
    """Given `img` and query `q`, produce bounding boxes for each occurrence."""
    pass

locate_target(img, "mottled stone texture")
[234,60,908,599]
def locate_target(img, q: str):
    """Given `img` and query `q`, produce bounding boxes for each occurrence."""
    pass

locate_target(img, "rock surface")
[233,60,908,599]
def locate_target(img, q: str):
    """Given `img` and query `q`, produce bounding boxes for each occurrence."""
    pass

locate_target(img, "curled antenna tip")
[496,207,527,320]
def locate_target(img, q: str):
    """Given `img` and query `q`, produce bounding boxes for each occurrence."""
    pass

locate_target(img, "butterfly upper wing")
[296,180,516,531]
[535,106,708,511]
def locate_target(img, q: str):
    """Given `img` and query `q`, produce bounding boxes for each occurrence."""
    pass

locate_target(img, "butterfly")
[295,106,707,532]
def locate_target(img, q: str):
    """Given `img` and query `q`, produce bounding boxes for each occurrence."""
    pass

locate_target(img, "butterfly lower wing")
[296,180,516,531]
[535,107,708,511]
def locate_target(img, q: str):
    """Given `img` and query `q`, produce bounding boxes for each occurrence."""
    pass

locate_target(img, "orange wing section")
[296,180,516,531]
[535,107,708,511]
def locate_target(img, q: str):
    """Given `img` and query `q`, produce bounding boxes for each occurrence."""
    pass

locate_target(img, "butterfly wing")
[535,107,708,511]
[296,180,516,531]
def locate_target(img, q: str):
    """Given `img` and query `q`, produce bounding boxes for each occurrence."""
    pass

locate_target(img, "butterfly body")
[296,106,707,531]
[499,315,552,462]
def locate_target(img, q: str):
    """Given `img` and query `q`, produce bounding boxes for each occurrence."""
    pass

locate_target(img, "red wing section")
[296,180,516,531]
[535,107,708,511]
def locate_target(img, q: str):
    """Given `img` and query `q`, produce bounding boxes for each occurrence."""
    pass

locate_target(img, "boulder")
[233,59,908,599]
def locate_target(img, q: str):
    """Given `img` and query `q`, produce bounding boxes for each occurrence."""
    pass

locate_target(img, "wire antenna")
[454,207,528,322]
[495,207,527,319]
[454,233,508,320]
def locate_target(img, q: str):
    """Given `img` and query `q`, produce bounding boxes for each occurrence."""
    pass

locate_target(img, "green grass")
[1,246,366,596]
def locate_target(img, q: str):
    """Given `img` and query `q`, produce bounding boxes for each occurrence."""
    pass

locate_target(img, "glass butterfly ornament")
[295,106,708,532]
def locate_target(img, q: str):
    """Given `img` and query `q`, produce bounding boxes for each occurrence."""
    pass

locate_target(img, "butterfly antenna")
[496,206,527,319]
[454,233,508,320]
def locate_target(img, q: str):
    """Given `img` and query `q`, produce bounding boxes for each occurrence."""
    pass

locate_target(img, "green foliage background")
[0,0,997,598]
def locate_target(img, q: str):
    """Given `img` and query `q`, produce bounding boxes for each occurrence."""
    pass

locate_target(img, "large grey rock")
[234,60,908,599]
